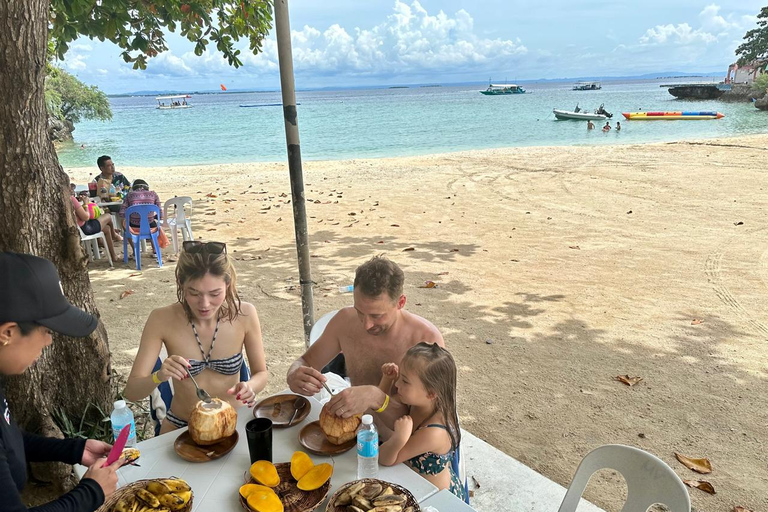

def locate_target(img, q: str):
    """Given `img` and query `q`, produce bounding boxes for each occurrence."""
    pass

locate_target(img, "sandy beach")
[68,135,768,511]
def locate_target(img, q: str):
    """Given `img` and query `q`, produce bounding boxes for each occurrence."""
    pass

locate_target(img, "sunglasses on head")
[182,241,227,254]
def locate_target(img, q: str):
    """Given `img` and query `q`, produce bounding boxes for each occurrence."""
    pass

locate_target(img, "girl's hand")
[228,381,256,407]
[81,439,111,466]
[159,355,190,382]
[83,458,121,497]
[381,363,399,380]
[393,415,413,441]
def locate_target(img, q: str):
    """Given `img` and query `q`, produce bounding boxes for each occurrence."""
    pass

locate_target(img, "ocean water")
[56,79,765,169]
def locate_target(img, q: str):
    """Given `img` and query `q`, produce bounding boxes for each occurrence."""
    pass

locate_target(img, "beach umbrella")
[274,0,315,346]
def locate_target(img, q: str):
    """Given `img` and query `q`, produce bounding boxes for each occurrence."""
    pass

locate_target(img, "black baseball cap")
[132,179,149,191]
[0,252,98,337]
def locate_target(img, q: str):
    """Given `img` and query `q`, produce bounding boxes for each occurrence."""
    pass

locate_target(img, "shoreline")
[78,134,767,511]
[63,133,768,174]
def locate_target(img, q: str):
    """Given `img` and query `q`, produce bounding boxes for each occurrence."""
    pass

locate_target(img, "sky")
[58,1,762,94]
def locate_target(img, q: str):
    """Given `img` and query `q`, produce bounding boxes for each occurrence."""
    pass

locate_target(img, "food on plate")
[296,462,333,491]
[187,398,237,445]
[245,486,284,512]
[109,478,192,512]
[289,451,314,480]
[331,480,412,512]
[318,403,361,445]
[249,460,280,487]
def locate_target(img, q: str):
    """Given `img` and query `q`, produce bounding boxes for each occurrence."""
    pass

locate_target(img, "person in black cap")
[0,252,121,512]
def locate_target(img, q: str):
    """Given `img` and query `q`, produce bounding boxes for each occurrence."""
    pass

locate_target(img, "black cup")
[245,418,273,463]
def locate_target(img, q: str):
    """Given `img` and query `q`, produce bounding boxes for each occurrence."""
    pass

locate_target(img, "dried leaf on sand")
[691,318,704,325]
[419,281,438,288]
[675,452,713,474]
[119,290,135,299]
[683,480,716,494]
[614,375,643,386]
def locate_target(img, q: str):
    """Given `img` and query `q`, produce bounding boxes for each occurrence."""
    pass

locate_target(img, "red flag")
[220,84,227,91]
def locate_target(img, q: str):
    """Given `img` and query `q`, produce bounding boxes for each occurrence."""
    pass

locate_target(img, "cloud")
[639,23,717,45]
[136,0,526,81]
[639,3,754,47]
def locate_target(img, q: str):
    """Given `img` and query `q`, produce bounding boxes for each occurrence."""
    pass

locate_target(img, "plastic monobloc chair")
[78,226,113,267]
[163,196,194,254]
[557,444,691,512]
[123,204,163,270]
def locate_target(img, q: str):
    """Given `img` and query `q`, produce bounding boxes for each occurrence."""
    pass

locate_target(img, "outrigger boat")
[156,94,192,109]
[572,81,601,91]
[480,83,526,95]
[553,103,612,120]
[622,111,724,120]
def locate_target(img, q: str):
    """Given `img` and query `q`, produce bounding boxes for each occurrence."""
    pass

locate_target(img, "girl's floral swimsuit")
[405,424,467,501]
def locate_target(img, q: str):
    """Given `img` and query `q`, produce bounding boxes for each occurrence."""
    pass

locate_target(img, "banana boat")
[622,111,724,120]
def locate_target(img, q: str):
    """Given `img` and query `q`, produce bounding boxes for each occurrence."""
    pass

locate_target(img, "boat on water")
[622,111,724,120]
[156,94,192,109]
[480,83,526,95]
[573,81,601,91]
[553,103,612,121]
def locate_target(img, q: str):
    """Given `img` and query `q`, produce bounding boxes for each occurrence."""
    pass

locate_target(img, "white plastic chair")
[309,310,339,346]
[163,196,194,254]
[78,226,113,267]
[558,445,691,512]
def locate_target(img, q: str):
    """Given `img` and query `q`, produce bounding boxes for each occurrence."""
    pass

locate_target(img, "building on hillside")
[726,60,767,84]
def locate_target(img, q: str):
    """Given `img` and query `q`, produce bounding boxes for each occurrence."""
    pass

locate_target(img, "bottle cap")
[362,414,373,425]
[114,399,126,410]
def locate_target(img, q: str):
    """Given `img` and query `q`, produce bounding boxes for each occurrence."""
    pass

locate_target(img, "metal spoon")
[184,365,212,403]
[322,381,335,397]
[287,398,306,427]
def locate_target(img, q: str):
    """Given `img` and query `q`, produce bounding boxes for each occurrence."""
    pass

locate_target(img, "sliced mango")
[249,460,280,487]
[296,462,333,491]
[239,483,273,499]
[290,451,314,481]
[246,487,284,512]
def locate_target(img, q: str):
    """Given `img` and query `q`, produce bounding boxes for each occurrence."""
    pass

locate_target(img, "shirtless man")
[286,256,444,433]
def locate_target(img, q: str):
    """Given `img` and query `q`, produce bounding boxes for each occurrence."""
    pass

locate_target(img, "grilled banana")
[135,488,161,508]
[162,478,191,493]
[145,480,172,496]
[111,498,133,512]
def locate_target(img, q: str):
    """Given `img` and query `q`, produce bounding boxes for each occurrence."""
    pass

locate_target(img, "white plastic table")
[77,393,439,511]
[420,488,476,511]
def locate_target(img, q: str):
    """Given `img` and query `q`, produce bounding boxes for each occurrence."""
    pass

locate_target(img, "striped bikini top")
[187,319,243,376]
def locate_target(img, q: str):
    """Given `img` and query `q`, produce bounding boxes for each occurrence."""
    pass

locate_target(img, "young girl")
[124,241,268,433]
[378,342,466,501]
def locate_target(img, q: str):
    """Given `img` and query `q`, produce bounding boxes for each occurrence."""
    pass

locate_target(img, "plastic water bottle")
[357,414,379,479]
[338,284,354,293]
[110,400,137,447]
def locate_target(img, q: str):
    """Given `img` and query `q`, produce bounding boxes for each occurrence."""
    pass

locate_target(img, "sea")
[56,78,765,169]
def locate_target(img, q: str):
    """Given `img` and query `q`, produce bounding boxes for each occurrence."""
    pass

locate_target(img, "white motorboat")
[156,94,192,109]
[553,109,607,120]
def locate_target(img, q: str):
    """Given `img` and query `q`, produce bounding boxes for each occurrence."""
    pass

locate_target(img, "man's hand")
[327,386,379,418]
[81,439,112,466]
[287,365,326,396]
[381,363,399,381]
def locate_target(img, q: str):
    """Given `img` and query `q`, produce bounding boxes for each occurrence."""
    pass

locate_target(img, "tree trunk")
[0,0,112,492]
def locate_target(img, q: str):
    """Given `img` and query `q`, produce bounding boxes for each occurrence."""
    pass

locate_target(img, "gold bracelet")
[375,394,390,413]
[152,371,162,384]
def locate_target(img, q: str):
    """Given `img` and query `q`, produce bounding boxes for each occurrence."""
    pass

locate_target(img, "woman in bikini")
[124,241,268,433]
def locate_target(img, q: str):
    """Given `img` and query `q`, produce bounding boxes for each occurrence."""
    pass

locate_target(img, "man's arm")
[286,318,343,396]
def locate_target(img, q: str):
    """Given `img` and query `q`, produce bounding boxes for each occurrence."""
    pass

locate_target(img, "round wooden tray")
[253,394,310,428]
[298,420,355,456]
[96,478,193,512]
[326,478,420,512]
[174,429,239,462]
[239,462,330,512]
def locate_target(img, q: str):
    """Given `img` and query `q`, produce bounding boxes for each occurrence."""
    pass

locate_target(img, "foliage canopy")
[50,0,274,70]
[46,67,112,123]
[736,6,768,64]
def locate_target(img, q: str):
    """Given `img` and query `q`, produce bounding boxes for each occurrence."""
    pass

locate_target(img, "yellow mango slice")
[246,487,284,512]
[249,460,280,487]
[297,463,333,491]
[290,451,314,481]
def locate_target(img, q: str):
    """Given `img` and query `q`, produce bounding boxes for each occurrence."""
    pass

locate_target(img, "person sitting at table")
[286,256,445,437]
[0,252,122,512]
[378,342,467,502]
[72,191,119,262]
[123,241,268,433]
[119,179,169,255]
[93,156,130,215]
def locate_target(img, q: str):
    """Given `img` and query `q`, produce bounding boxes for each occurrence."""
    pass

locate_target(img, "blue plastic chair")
[123,204,163,270]
[149,357,251,436]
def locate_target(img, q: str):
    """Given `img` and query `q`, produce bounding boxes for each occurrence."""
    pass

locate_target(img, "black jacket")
[0,380,104,512]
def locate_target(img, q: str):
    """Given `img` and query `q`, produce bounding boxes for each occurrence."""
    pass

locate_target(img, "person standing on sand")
[286,255,445,438]
[587,120,595,130]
